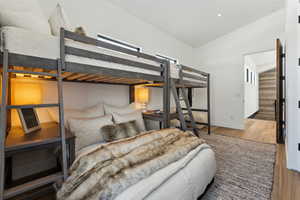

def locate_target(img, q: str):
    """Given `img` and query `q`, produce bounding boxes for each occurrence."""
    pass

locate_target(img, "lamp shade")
[135,87,149,104]
[12,81,42,105]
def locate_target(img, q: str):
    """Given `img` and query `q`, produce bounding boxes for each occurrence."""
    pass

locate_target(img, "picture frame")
[17,108,41,134]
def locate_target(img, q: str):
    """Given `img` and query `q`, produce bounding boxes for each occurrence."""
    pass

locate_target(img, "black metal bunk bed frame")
[0,28,210,200]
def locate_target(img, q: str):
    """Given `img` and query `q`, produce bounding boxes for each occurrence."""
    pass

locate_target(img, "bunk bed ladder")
[0,56,68,200]
[171,79,199,136]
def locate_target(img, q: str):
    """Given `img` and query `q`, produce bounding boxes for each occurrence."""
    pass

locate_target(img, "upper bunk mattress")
[0,26,179,78]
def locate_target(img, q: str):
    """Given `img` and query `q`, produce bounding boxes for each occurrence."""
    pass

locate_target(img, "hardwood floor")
[210,119,276,144]
[205,119,300,200]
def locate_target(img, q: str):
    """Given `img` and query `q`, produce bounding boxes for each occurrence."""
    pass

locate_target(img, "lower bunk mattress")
[58,128,216,200]
[116,144,215,200]
[0,26,179,78]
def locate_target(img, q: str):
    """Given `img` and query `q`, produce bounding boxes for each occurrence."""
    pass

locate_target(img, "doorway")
[244,50,276,121]
[243,39,285,144]
[243,50,277,143]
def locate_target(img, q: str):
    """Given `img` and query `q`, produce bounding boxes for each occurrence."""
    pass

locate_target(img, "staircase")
[255,69,276,121]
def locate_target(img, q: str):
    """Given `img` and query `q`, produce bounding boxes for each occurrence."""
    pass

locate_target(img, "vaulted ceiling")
[108,0,285,47]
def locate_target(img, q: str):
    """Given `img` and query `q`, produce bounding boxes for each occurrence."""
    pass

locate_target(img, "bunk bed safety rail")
[63,29,165,63]
[181,65,209,76]
[61,28,168,82]
[178,64,209,87]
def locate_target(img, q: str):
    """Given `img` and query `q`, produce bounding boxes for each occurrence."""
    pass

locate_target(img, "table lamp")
[135,87,149,112]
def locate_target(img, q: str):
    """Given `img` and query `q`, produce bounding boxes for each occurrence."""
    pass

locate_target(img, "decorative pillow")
[104,103,136,115]
[112,110,146,132]
[125,121,140,137]
[101,124,128,143]
[68,115,113,151]
[48,4,72,36]
[0,11,51,35]
[101,121,139,142]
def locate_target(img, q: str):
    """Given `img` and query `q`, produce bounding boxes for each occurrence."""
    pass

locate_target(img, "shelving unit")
[0,55,68,200]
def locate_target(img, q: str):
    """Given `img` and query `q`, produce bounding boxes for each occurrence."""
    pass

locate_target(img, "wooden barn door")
[275,39,285,144]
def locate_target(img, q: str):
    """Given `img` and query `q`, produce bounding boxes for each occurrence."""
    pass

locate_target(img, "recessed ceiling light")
[217,13,222,17]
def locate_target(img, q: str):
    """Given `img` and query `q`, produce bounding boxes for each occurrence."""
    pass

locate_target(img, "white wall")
[38,0,195,66]
[244,56,259,118]
[193,9,285,129]
[256,64,276,73]
[249,50,276,73]
[285,0,300,171]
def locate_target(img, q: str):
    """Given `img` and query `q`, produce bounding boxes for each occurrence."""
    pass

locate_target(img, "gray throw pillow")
[101,121,139,142]
[125,121,140,137]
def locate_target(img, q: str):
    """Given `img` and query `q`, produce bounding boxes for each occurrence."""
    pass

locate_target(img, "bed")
[1,25,213,200]
[59,128,216,200]
[115,145,215,200]
[0,26,180,79]
[0,2,213,199]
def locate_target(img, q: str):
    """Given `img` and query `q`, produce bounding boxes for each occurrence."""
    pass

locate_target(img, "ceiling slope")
[108,0,285,47]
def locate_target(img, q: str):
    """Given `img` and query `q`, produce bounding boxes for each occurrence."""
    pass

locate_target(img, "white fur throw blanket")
[57,128,206,200]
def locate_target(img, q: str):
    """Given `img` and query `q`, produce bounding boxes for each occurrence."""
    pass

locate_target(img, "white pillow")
[48,4,72,36]
[47,103,105,124]
[0,11,51,35]
[112,110,146,132]
[68,115,113,151]
[66,103,105,118]
[104,103,136,115]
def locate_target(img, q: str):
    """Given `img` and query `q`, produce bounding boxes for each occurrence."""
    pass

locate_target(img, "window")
[246,69,249,82]
[251,72,253,84]
[97,34,141,52]
[156,54,178,64]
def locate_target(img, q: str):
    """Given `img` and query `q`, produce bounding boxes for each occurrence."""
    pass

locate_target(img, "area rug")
[199,133,276,200]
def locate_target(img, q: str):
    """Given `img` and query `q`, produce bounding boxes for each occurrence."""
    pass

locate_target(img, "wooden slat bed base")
[0,52,163,85]
[65,73,88,80]
[143,82,207,88]
[7,66,150,85]
[3,56,207,87]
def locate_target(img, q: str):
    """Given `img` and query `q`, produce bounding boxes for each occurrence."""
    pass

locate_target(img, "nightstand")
[143,111,178,129]
[5,122,75,188]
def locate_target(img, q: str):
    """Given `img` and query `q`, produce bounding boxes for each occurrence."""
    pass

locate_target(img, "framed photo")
[17,108,41,134]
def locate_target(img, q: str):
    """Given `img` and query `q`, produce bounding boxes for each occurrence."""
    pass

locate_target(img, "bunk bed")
[141,64,211,135]
[0,28,215,200]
